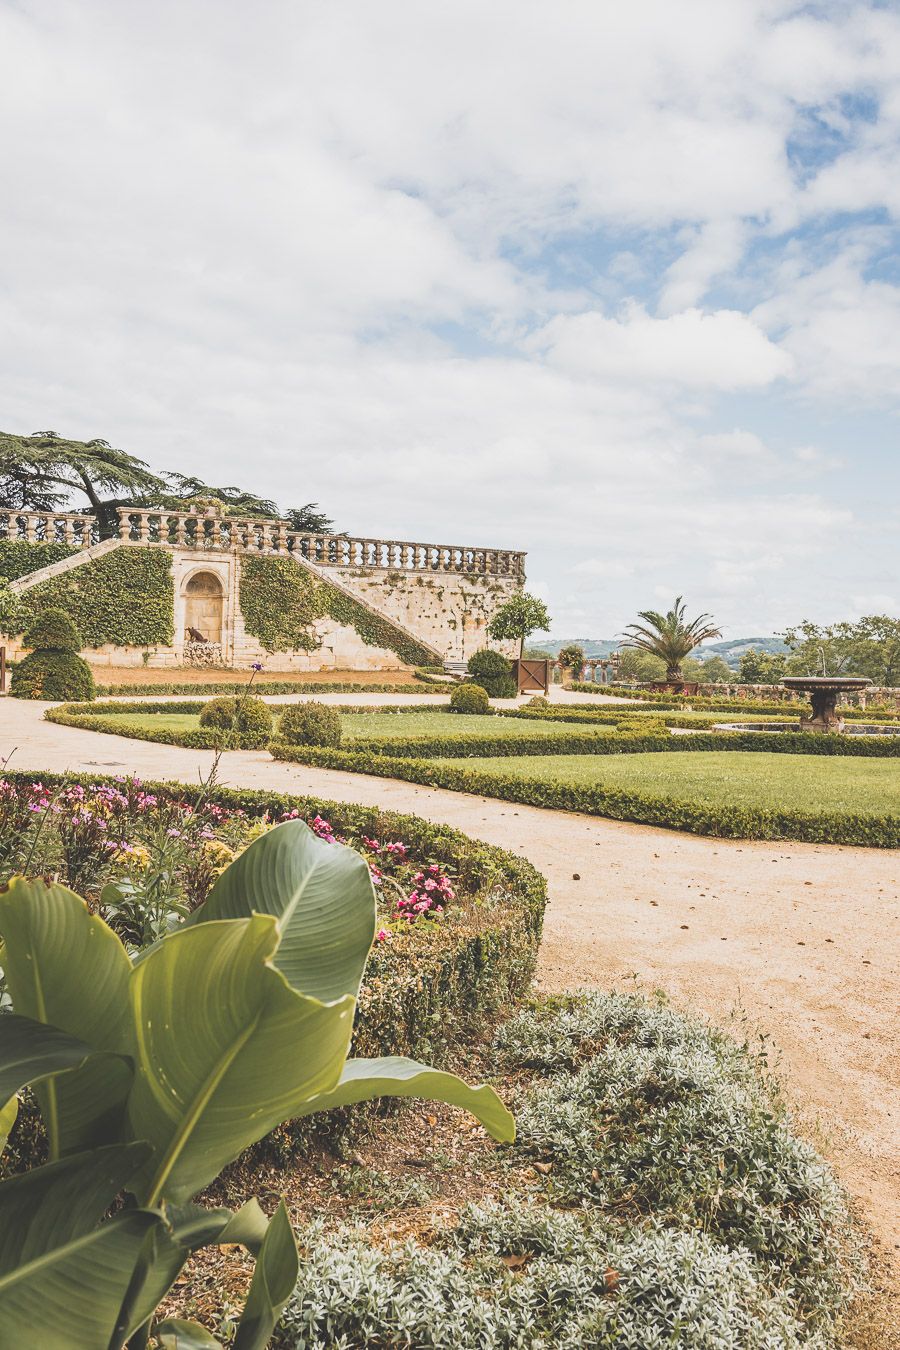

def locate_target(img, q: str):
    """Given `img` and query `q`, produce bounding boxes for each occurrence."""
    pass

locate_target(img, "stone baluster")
[174,514,186,545]
[24,515,37,543]
[276,522,288,553]
[137,512,150,543]
[118,509,131,540]
[260,522,272,553]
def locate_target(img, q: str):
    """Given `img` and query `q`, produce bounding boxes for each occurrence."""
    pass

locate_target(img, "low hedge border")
[570,683,900,720]
[268,741,900,846]
[45,700,268,750]
[94,677,446,697]
[1,769,547,1076]
[502,706,794,731]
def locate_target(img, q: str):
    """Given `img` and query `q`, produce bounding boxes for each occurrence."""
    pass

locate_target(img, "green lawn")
[432,750,899,816]
[94,709,612,740]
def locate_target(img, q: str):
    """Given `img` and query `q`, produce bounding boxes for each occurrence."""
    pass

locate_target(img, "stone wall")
[316,565,521,663]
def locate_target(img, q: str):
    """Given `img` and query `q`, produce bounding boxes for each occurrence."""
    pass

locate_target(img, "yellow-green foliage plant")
[0,821,513,1349]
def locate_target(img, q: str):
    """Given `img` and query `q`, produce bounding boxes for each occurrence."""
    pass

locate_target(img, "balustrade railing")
[0,510,96,548]
[115,508,525,578]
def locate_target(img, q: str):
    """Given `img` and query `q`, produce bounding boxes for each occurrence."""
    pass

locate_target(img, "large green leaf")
[0,1094,17,1151]
[154,1321,223,1348]
[128,916,355,1204]
[0,878,133,1156]
[190,820,377,1002]
[294,1057,516,1143]
[112,1199,272,1346]
[233,1200,298,1350]
[0,1142,157,1350]
[0,1011,94,1101]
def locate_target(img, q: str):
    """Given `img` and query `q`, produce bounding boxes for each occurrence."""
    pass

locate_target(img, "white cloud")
[0,0,897,638]
[531,307,792,390]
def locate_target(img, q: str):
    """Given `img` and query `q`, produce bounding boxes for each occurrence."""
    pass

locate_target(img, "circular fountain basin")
[780,676,872,694]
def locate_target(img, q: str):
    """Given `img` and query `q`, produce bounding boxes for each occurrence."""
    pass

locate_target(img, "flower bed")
[0,772,546,1074]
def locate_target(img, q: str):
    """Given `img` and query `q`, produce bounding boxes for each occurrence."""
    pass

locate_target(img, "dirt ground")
[92,666,425,687]
[5,697,898,1339]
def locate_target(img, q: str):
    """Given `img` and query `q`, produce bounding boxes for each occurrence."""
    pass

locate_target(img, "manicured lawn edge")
[267,741,900,846]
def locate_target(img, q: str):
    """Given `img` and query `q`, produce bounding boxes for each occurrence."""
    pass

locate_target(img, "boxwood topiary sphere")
[466,649,517,699]
[11,650,96,701]
[278,701,342,747]
[198,695,273,738]
[450,683,491,714]
[23,607,83,653]
[199,696,240,730]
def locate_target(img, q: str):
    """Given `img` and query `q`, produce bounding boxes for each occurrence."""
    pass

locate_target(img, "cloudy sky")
[1,1,898,638]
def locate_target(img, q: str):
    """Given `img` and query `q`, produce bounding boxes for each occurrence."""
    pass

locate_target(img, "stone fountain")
[779,676,871,733]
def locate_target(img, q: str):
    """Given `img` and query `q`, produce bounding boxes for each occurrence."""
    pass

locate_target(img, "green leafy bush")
[0,538,77,582]
[11,607,96,701]
[11,650,96,701]
[0,823,513,1347]
[467,650,517,698]
[24,606,83,651]
[278,700,342,747]
[199,694,273,738]
[451,683,491,714]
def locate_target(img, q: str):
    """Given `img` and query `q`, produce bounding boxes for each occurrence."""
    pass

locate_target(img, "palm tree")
[621,597,722,683]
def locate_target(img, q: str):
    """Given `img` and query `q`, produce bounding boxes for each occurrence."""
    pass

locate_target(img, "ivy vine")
[6,548,174,647]
[0,540,77,582]
[239,556,434,665]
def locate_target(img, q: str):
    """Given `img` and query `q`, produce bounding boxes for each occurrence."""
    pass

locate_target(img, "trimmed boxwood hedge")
[45,699,268,749]
[0,769,547,1075]
[94,678,446,697]
[571,683,900,721]
[268,740,900,847]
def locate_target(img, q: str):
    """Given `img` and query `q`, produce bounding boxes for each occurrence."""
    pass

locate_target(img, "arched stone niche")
[182,568,225,643]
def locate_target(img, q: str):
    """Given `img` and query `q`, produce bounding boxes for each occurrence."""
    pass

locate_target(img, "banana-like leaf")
[0,1094,17,1151]
[0,878,133,1156]
[154,1321,223,1348]
[294,1057,516,1143]
[233,1200,298,1350]
[168,1197,270,1254]
[0,1011,94,1102]
[112,1198,272,1346]
[0,1142,157,1350]
[128,916,355,1204]
[189,820,377,1002]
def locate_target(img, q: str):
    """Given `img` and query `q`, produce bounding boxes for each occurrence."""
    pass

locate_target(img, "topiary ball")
[23,607,83,653]
[450,683,491,714]
[11,650,95,701]
[466,649,517,699]
[234,696,273,737]
[199,696,240,730]
[278,701,342,747]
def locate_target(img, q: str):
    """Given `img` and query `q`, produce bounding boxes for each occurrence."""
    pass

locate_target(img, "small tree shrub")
[558,643,585,678]
[198,694,273,737]
[279,700,343,746]
[23,607,81,651]
[467,649,517,698]
[11,607,95,701]
[450,683,491,715]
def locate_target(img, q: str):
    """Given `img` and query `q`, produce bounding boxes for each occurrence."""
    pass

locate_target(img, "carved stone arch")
[182,568,224,643]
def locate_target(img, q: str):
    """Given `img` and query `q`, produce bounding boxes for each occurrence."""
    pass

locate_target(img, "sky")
[1,0,898,639]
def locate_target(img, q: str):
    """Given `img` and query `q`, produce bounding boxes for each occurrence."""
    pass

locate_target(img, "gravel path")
[3,697,898,1301]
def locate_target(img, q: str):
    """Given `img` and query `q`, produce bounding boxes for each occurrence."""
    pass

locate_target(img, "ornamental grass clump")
[10,606,95,701]
[450,683,491,715]
[278,700,342,747]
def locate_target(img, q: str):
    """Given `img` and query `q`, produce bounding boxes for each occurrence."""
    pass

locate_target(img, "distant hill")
[530,636,788,670]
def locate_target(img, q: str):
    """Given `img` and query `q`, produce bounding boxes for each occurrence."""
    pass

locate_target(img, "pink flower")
[375,927,392,943]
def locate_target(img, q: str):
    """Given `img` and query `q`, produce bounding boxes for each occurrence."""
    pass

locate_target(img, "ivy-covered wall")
[0,540,78,582]
[5,548,174,647]
[239,556,435,666]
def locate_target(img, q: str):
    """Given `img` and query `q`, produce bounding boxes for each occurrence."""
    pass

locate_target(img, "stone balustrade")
[115,508,526,577]
[0,510,97,548]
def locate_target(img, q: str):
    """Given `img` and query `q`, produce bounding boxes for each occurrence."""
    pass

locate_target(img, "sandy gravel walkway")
[3,698,898,1304]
